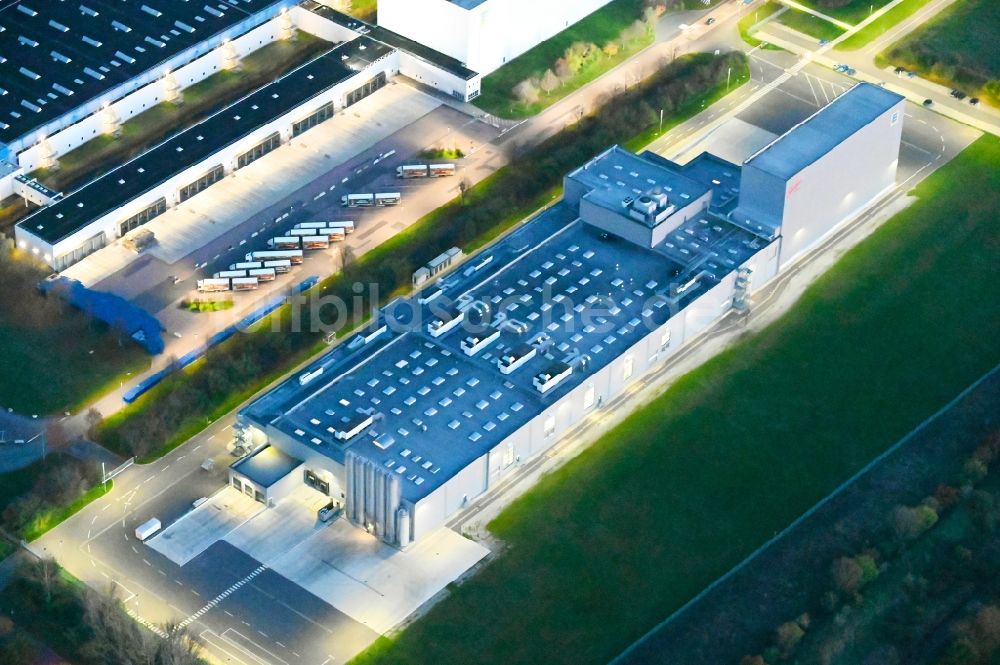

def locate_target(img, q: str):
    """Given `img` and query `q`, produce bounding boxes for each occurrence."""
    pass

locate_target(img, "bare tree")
[459,179,472,205]
[27,557,59,606]
[85,407,104,439]
[512,79,540,104]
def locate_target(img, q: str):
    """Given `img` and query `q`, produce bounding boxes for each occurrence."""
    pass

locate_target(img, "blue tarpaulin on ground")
[42,276,165,354]
[121,275,320,403]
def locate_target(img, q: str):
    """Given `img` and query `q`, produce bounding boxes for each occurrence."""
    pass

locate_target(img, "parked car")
[950,89,966,100]
[893,66,906,75]
[922,99,933,107]
[705,17,716,25]
[969,97,980,106]
[846,67,857,76]
[318,503,339,523]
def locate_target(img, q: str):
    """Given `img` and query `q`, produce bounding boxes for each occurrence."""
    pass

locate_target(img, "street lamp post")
[659,108,664,133]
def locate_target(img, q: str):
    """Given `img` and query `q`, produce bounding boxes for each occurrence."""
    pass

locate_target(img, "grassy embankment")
[776,7,847,42]
[473,0,653,119]
[880,0,1000,105]
[738,1,786,49]
[836,0,935,51]
[0,253,149,415]
[347,136,1000,665]
[798,0,893,23]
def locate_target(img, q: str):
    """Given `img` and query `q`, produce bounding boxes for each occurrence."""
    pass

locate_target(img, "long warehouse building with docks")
[233,83,905,549]
[0,0,483,200]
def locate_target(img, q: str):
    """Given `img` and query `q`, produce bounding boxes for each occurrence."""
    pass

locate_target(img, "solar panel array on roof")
[0,0,286,144]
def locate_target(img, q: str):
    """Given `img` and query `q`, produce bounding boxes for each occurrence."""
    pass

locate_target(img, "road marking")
[200,630,253,665]
[224,629,290,665]
[177,565,268,629]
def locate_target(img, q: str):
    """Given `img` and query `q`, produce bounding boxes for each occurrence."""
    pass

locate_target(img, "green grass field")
[473,0,651,118]
[882,0,1000,103]
[349,135,1000,665]
[836,0,934,51]
[797,0,893,24]
[345,0,377,21]
[0,256,149,415]
[776,7,847,42]
[738,2,786,49]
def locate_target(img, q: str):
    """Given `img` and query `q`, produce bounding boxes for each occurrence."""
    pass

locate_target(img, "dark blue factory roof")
[245,197,776,503]
[744,83,903,180]
[0,0,286,145]
[232,445,302,488]
[17,36,392,245]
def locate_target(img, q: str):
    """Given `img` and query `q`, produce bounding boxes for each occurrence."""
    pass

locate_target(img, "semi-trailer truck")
[246,250,304,264]
[229,261,263,271]
[429,163,456,177]
[197,278,231,293]
[302,236,330,250]
[342,193,374,207]
[231,277,260,291]
[374,192,401,206]
[397,164,428,178]
[248,268,277,282]
[268,237,300,250]
[263,259,292,273]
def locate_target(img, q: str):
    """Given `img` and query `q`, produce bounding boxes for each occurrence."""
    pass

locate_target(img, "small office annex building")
[233,83,905,549]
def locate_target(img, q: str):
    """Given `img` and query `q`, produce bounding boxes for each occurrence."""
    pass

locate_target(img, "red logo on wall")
[786,179,802,198]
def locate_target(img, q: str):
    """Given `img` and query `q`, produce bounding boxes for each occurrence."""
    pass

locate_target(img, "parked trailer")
[295,221,331,229]
[327,221,355,234]
[289,228,319,237]
[135,518,162,542]
[302,236,330,250]
[231,277,260,291]
[214,269,248,279]
[268,236,301,250]
[197,278,231,293]
[429,163,456,177]
[248,268,277,282]
[375,192,401,206]
[263,259,292,274]
[397,164,429,178]
[342,193,374,207]
[327,228,346,242]
[229,261,263,271]
[246,250,304,264]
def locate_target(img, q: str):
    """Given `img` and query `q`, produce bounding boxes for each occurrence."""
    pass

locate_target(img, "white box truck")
[135,518,161,541]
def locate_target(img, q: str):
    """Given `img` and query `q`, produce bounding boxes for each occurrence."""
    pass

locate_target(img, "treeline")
[0,453,98,538]
[887,39,1000,102]
[97,51,748,460]
[740,431,1000,665]
[0,558,203,665]
[511,4,663,105]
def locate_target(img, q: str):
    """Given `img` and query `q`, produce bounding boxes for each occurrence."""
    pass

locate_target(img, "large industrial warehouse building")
[234,83,904,549]
[11,2,485,271]
[377,0,615,76]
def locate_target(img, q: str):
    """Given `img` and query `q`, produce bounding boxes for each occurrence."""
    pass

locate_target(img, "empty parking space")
[224,485,331,562]
[267,520,489,634]
[147,487,264,566]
